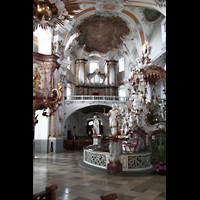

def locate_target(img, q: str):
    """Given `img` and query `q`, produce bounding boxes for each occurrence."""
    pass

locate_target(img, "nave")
[33,150,166,200]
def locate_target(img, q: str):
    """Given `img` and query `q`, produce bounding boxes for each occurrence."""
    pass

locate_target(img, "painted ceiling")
[76,15,130,54]
[62,0,165,59]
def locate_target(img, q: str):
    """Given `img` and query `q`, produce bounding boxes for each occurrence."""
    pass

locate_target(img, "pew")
[33,184,58,200]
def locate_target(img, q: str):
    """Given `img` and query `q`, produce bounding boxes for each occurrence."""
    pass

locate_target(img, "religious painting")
[76,15,130,54]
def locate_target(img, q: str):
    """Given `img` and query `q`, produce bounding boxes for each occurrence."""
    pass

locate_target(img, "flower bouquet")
[155,145,166,175]
[156,163,166,175]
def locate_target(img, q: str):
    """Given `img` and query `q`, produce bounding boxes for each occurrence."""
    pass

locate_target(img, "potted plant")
[155,145,166,175]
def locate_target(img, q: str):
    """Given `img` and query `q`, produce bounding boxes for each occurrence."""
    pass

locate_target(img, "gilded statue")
[33,68,41,89]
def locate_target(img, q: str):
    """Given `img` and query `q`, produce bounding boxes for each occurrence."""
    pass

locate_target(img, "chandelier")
[33,0,81,31]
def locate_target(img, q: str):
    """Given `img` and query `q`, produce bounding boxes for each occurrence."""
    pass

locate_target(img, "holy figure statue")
[104,104,119,135]
[93,115,100,135]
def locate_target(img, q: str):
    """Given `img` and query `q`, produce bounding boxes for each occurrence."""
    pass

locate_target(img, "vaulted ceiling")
[62,0,166,60]
[33,0,166,61]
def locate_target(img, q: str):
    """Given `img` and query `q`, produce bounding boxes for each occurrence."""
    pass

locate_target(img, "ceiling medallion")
[102,4,116,10]
[33,0,81,31]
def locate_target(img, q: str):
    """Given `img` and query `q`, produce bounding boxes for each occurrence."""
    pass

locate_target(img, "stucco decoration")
[76,15,130,54]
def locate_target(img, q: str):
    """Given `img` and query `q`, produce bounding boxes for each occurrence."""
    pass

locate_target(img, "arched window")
[118,57,124,72]
[67,56,71,70]
[66,83,72,100]
[118,84,126,100]
[88,120,93,126]
[89,61,99,73]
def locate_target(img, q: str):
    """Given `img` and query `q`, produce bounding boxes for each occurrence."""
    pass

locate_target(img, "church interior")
[33,1,166,199]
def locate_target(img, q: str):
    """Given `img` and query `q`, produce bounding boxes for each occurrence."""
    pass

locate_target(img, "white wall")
[34,109,50,139]
[150,22,162,60]
[33,26,53,55]
[65,113,80,137]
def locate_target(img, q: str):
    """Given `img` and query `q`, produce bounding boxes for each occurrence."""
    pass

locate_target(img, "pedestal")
[107,135,124,175]
[92,135,102,149]
[34,139,49,153]
[107,161,122,175]
[49,137,63,153]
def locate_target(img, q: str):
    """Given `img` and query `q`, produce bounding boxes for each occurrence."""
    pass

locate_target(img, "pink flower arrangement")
[156,168,159,172]
[155,163,166,174]
[156,164,160,168]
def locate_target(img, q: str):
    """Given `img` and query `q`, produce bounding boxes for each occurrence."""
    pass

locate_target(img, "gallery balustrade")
[65,95,129,102]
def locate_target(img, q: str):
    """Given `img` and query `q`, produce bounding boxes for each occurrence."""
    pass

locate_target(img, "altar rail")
[83,146,153,171]
[84,146,110,169]
[121,153,152,171]
[65,95,129,102]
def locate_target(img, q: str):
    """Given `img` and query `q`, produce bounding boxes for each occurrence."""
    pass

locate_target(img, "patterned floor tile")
[33,150,166,200]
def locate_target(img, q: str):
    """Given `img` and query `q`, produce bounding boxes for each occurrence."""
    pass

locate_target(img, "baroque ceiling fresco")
[76,15,130,54]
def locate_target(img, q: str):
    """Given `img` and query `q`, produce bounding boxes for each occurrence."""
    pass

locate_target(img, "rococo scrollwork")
[33,52,63,127]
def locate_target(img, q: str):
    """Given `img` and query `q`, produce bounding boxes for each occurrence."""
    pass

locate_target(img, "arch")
[63,102,112,126]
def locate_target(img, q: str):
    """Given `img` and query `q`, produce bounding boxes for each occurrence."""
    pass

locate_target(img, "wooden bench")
[33,184,58,200]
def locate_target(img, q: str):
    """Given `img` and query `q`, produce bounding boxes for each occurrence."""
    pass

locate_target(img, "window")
[67,56,70,70]
[89,61,99,73]
[88,120,93,126]
[161,19,166,47]
[118,85,125,97]
[67,83,72,99]
[104,62,107,74]
[119,57,124,72]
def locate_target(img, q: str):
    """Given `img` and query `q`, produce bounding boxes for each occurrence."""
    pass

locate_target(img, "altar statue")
[93,115,100,135]
[104,104,119,135]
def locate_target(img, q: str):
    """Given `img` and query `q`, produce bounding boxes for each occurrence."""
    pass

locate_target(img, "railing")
[65,95,129,101]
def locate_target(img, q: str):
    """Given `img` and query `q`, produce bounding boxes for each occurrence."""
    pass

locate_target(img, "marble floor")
[33,150,166,200]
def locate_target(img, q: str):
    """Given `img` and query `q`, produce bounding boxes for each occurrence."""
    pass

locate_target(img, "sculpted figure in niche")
[93,115,100,135]
[104,104,119,135]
